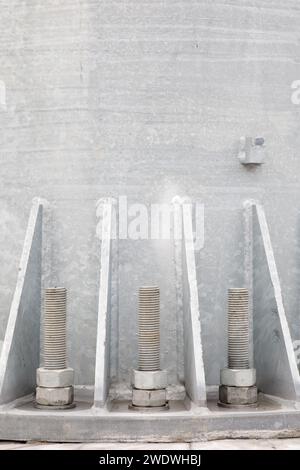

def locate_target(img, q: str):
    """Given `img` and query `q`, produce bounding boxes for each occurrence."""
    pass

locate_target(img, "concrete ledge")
[0,392,300,442]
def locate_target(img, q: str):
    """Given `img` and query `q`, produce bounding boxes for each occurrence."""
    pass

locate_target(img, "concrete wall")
[0,1,300,387]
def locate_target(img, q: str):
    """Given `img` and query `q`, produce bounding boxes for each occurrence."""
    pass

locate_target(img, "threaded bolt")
[44,287,67,370]
[219,288,257,407]
[138,286,160,372]
[228,288,249,370]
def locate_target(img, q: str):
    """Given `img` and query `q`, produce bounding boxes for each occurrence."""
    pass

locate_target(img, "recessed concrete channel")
[0,198,299,442]
[1,388,300,442]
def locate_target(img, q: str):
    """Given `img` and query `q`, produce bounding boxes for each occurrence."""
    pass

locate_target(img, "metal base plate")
[128,403,169,412]
[217,401,258,409]
[34,401,76,410]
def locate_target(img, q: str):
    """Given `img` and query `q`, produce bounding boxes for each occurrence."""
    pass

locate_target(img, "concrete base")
[0,389,300,442]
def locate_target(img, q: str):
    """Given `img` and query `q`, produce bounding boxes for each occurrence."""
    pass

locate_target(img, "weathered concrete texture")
[0,204,27,341]
[251,203,300,400]
[0,199,43,404]
[1,0,300,391]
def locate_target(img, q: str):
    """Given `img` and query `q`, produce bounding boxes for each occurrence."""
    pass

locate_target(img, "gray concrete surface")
[1,0,300,391]
[0,389,300,442]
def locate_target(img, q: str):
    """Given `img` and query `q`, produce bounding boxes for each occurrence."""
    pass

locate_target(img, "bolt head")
[37,367,74,388]
[220,368,256,387]
[36,386,74,407]
[219,385,257,406]
[132,388,167,407]
[132,370,167,390]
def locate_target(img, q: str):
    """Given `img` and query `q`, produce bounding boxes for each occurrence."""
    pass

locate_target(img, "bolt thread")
[138,286,160,371]
[228,288,249,369]
[44,287,67,370]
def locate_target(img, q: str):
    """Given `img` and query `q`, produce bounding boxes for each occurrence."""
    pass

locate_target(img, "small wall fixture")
[238,136,265,165]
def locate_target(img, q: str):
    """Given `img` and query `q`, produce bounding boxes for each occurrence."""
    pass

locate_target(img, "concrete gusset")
[174,199,206,406]
[0,198,45,405]
[244,200,300,401]
[93,200,114,407]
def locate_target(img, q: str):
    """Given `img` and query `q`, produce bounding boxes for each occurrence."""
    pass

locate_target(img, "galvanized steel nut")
[132,388,167,407]
[37,367,74,388]
[220,368,256,387]
[219,385,257,405]
[36,386,74,406]
[132,369,167,390]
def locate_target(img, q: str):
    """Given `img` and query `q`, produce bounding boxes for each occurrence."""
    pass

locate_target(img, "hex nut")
[219,385,257,406]
[132,370,167,390]
[36,386,74,406]
[37,367,74,388]
[220,368,256,387]
[132,388,167,407]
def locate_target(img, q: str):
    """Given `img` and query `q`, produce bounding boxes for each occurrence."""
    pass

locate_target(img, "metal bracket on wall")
[238,137,265,165]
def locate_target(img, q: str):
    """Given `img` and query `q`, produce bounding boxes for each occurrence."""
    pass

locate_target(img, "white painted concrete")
[0,439,300,450]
